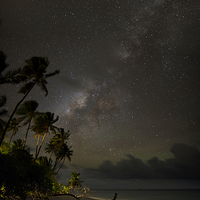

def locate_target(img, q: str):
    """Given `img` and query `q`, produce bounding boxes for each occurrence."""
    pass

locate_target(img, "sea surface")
[89,189,200,200]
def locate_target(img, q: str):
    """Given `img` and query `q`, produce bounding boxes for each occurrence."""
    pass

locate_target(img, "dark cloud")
[82,143,200,180]
[147,144,200,179]
[83,156,151,179]
[165,143,200,179]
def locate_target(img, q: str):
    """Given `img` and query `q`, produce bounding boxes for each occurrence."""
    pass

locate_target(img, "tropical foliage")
[0,55,60,145]
[0,53,88,199]
[67,172,82,189]
[45,128,73,173]
[0,142,57,199]
[31,112,59,159]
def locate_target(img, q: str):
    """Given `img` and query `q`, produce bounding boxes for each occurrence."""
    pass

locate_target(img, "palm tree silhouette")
[55,143,73,173]
[15,100,39,146]
[0,51,20,141]
[31,112,59,159]
[67,172,82,189]
[0,56,60,145]
[45,128,69,159]
[45,128,73,173]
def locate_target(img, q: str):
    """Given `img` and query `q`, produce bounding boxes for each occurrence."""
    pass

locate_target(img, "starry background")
[0,0,200,188]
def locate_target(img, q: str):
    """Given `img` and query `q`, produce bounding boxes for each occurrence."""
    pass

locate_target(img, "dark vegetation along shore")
[0,52,90,199]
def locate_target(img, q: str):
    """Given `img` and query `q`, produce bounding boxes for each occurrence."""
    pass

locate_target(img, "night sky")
[1,0,200,189]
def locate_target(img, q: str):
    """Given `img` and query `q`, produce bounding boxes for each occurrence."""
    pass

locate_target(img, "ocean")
[89,189,200,200]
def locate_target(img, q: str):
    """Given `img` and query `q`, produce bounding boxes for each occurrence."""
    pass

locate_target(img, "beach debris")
[112,193,118,200]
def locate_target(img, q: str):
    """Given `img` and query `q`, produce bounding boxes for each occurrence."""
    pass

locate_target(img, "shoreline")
[24,193,96,200]
[25,196,95,200]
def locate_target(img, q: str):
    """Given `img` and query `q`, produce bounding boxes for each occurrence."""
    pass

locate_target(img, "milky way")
[0,0,200,185]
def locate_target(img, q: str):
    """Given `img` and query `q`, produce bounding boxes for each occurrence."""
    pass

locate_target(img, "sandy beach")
[25,195,95,200]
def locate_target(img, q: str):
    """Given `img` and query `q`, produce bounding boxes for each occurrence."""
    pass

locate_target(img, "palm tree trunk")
[53,145,63,170]
[53,157,59,170]
[35,132,47,159]
[56,157,65,174]
[35,135,40,159]
[0,80,37,146]
[23,118,32,147]
[9,132,14,144]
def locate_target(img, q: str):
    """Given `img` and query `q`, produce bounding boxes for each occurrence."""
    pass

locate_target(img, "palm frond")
[7,118,20,132]
[45,141,55,154]
[45,70,60,78]
[25,57,48,77]
[17,65,34,80]
[37,62,48,76]
[15,108,28,115]
[37,81,48,96]
[18,81,35,94]
[52,115,59,124]
[31,113,49,134]
[0,68,21,84]
[16,100,39,115]
[56,144,73,161]
[15,116,27,124]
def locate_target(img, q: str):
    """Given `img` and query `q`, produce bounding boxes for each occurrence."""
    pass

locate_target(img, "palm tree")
[67,172,82,189]
[7,118,20,144]
[45,128,73,173]
[0,56,60,146]
[31,112,59,159]
[11,139,24,150]
[45,141,55,160]
[55,143,73,174]
[11,139,30,154]
[0,51,21,144]
[15,100,39,146]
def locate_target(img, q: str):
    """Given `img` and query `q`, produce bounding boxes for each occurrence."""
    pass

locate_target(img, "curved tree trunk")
[23,118,32,147]
[0,80,37,146]
[9,132,14,144]
[53,158,59,170]
[56,157,65,174]
[53,143,63,170]
[35,135,40,159]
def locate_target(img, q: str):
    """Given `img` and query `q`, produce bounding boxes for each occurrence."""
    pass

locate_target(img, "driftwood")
[112,193,118,200]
